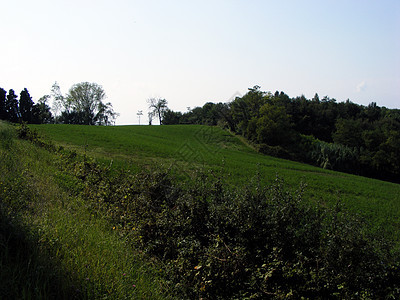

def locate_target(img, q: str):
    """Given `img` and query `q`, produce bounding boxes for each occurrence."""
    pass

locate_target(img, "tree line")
[161,86,400,183]
[0,82,118,126]
[0,88,53,124]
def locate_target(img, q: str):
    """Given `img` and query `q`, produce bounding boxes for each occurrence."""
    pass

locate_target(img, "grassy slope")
[0,121,170,299]
[31,124,400,240]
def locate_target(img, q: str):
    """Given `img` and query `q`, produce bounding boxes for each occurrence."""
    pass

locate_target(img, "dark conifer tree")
[0,88,6,120]
[19,88,34,123]
[5,89,20,122]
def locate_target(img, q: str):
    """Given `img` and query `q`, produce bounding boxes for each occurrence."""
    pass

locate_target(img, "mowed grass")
[31,124,400,242]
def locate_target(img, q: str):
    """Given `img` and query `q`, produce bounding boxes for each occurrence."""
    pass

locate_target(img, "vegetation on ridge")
[163,86,400,183]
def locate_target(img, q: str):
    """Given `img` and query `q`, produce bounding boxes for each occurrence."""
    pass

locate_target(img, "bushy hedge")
[17,124,400,299]
[74,164,399,299]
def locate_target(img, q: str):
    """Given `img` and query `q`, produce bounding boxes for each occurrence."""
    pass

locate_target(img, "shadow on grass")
[0,209,83,300]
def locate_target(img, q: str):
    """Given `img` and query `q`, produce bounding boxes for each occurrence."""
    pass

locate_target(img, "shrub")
[71,162,399,299]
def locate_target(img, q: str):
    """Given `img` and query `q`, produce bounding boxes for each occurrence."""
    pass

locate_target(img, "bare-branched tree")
[147,97,168,125]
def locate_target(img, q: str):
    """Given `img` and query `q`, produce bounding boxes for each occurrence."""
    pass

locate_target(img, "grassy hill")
[0,121,171,299]
[31,124,400,240]
[3,121,400,298]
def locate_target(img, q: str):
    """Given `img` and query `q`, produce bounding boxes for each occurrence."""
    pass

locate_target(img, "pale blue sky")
[1,0,399,124]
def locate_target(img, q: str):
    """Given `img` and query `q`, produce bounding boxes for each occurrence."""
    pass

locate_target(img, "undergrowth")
[81,167,400,299]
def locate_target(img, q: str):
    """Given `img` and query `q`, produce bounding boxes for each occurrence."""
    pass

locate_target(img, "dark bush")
[72,162,399,299]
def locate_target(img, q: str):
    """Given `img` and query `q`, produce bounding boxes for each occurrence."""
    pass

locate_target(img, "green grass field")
[31,124,400,241]
[0,121,171,299]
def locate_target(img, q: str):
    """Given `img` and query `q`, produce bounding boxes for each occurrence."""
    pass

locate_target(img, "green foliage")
[161,108,182,125]
[19,88,34,123]
[0,87,53,124]
[230,86,270,135]
[52,82,118,125]
[333,118,363,148]
[308,137,360,173]
[372,130,400,176]
[5,89,19,123]
[164,102,233,128]
[68,158,400,299]
[256,103,294,146]
[32,95,54,124]
[0,88,6,120]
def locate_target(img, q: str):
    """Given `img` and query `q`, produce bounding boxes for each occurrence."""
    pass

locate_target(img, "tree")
[51,82,67,117]
[66,82,104,125]
[147,97,168,125]
[230,86,269,134]
[218,102,235,131]
[256,103,294,146]
[333,118,363,148]
[148,111,154,125]
[371,130,400,181]
[95,101,118,125]
[5,89,20,123]
[363,102,381,122]
[0,88,6,120]
[162,109,182,125]
[19,88,34,123]
[312,93,320,103]
[32,95,53,124]
[182,106,203,124]
[52,82,118,125]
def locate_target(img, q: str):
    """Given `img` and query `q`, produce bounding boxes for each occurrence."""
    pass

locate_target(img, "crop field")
[31,124,400,241]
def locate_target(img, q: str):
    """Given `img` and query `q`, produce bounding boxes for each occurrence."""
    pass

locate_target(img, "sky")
[1,0,399,125]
